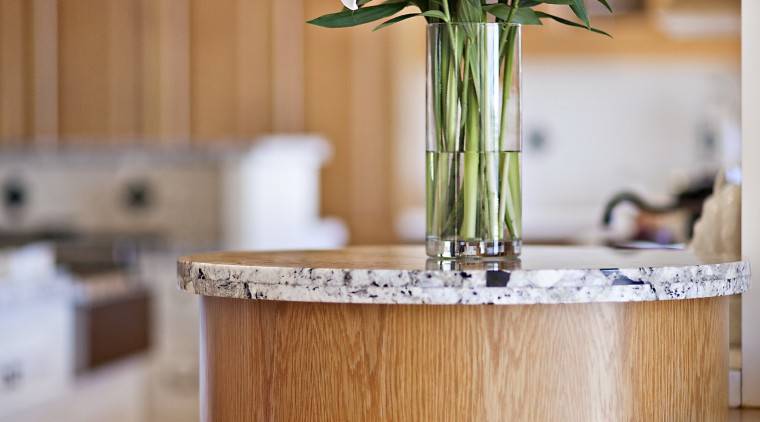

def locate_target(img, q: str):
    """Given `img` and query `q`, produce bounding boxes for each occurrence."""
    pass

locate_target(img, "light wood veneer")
[201,296,728,421]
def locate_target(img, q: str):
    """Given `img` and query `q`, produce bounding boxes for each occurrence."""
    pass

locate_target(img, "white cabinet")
[0,297,73,419]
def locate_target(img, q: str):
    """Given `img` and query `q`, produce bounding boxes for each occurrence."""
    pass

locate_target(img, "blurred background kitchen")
[0,0,741,420]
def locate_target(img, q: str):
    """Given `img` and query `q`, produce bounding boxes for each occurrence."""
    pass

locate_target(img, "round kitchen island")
[177,246,750,421]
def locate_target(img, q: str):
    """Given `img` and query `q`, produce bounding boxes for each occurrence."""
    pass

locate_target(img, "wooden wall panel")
[158,0,191,142]
[58,0,142,144]
[140,0,191,143]
[139,0,161,141]
[0,0,28,145]
[58,0,110,142]
[237,0,272,138]
[271,0,302,132]
[189,0,238,141]
[107,0,140,141]
[303,2,353,238]
[190,0,276,142]
[304,1,396,245]
[29,0,58,145]
[349,27,394,244]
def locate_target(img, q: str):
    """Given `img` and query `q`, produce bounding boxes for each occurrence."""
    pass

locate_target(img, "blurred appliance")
[55,235,154,373]
[602,176,715,245]
[0,233,153,374]
[0,243,74,419]
[222,135,348,250]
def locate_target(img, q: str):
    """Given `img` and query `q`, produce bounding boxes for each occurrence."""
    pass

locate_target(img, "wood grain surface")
[201,296,728,421]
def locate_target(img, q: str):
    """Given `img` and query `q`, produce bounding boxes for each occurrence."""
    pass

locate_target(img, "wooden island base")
[200,296,728,421]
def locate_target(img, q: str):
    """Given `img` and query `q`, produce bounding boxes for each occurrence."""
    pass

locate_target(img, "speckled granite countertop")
[177,246,750,305]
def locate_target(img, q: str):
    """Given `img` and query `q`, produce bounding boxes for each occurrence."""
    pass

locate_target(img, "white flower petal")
[341,0,358,11]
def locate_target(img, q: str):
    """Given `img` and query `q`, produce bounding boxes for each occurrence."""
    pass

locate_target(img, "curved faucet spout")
[601,192,678,227]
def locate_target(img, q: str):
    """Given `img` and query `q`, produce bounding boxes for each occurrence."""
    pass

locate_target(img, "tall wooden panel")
[159,0,191,142]
[271,0,303,132]
[58,0,109,142]
[349,26,394,244]
[0,0,28,145]
[106,0,140,141]
[237,0,272,138]
[303,2,353,238]
[189,0,275,142]
[189,0,238,141]
[140,0,191,143]
[58,0,142,144]
[303,1,396,245]
[29,0,59,145]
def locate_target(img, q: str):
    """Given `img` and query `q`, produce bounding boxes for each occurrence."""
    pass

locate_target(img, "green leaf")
[372,9,447,30]
[307,2,407,28]
[595,0,613,13]
[569,0,590,28]
[482,4,512,21]
[420,10,448,21]
[410,0,443,12]
[483,4,542,25]
[373,13,419,30]
[534,10,611,37]
[510,8,543,25]
[456,0,483,23]
[521,0,572,7]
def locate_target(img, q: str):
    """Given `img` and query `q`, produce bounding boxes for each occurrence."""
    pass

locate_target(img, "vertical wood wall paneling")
[190,0,238,142]
[142,0,192,143]
[158,0,191,142]
[139,0,161,141]
[390,23,426,238]
[237,0,272,138]
[0,0,27,145]
[58,0,109,143]
[107,0,140,142]
[30,0,59,145]
[271,0,304,133]
[349,26,394,244]
[303,1,353,235]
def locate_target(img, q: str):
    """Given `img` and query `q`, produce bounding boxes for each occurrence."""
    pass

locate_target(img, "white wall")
[741,0,760,407]
[0,151,221,244]
[522,60,740,210]
[390,43,742,243]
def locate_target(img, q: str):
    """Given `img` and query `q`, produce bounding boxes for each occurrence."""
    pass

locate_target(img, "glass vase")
[426,22,522,259]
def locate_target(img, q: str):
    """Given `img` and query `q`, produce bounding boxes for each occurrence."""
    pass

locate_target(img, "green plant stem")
[498,26,519,239]
[507,151,521,238]
[480,26,500,241]
[460,79,480,238]
[444,51,459,150]
[433,27,457,237]
[429,26,444,235]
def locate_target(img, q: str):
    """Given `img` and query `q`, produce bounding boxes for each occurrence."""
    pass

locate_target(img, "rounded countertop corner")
[176,245,750,305]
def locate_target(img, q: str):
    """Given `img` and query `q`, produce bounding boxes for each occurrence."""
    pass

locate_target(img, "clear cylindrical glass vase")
[426,22,522,259]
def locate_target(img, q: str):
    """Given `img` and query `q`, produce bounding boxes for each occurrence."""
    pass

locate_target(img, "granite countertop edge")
[176,259,751,305]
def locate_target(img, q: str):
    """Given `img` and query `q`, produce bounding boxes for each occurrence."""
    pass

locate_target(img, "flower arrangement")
[309,1,611,258]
